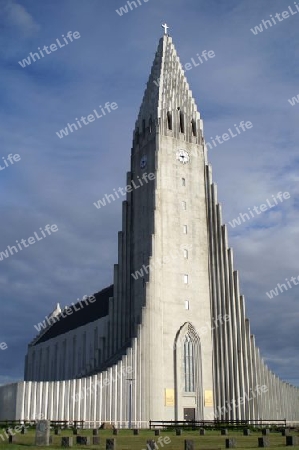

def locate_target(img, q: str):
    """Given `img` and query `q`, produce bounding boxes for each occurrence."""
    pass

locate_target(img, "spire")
[48,302,61,319]
[135,34,204,144]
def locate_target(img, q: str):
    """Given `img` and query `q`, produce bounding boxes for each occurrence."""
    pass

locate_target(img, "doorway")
[184,408,195,421]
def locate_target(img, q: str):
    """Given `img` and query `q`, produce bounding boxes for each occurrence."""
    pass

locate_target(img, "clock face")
[176,150,190,164]
[140,156,147,169]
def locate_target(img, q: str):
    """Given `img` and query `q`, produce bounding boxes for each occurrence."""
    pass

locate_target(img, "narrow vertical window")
[55,343,59,378]
[184,249,188,259]
[167,112,172,130]
[32,351,36,379]
[180,111,185,133]
[191,119,197,136]
[82,332,86,368]
[182,201,186,210]
[182,178,186,186]
[73,336,77,375]
[183,225,187,234]
[39,349,42,379]
[149,117,153,133]
[135,128,139,144]
[184,274,188,284]
[185,300,189,310]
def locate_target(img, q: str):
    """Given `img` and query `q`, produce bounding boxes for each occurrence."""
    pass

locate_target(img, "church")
[0,29,298,425]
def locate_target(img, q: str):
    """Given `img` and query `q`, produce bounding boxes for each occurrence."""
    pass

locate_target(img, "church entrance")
[184,408,195,421]
[174,323,203,420]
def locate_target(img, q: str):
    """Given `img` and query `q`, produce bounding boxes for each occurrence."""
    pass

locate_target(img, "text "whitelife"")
[18,31,81,68]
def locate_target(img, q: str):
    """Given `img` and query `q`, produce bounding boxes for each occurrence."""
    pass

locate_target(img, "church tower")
[114,30,215,420]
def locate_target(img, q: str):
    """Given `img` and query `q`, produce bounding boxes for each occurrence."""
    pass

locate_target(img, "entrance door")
[184,408,195,421]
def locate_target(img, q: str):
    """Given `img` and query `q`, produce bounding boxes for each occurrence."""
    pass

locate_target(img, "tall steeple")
[135,33,204,148]
[116,27,215,421]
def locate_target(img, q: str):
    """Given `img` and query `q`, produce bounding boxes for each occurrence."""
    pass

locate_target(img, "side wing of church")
[0,33,298,425]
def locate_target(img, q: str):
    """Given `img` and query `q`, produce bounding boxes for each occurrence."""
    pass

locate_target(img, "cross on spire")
[162,23,169,35]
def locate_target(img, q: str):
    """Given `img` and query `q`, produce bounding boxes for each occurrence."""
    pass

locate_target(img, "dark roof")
[32,285,113,346]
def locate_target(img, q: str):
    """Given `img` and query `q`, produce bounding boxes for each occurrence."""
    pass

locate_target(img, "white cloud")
[0,0,40,36]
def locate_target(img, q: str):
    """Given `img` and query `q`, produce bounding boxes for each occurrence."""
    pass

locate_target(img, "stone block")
[199,429,205,435]
[106,438,116,450]
[262,429,270,435]
[282,429,290,436]
[147,439,156,450]
[72,428,78,435]
[258,437,270,447]
[76,436,90,445]
[35,420,50,446]
[93,428,99,435]
[185,439,194,450]
[133,429,139,435]
[155,429,161,436]
[226,438,236,448]
[221,429,228,435]
[8,435,16,444]
[113,429,119,435]
[176,429,182,436]
[101,422,114,430]
[54,427,61,435]
[286,436,298,446]
[21,426,27,434]
[61,436,73,447]
[93,436,100,445]
[243,429,250,436]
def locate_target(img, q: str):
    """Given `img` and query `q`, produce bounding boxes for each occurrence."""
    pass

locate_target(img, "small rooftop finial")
[162,23,169,35]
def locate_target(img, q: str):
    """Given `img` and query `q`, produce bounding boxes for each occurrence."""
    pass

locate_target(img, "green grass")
[0,428,298,449]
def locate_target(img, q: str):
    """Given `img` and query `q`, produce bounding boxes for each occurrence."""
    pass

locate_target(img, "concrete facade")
[0,34,298,425]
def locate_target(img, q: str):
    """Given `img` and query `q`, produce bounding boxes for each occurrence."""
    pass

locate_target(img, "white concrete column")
[209,183,223,416]
[250,336,258,420]
[227,249,240,419]
[221,225,234,420]
[244,320,253,420]
[233,271,245,419]
[216,205,229,419]
[240,296,250,419]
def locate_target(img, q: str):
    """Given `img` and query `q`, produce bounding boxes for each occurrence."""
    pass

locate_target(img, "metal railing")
[149,419,287,429]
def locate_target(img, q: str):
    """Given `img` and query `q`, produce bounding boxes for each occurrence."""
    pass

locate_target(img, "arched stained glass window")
[184,334,195,392]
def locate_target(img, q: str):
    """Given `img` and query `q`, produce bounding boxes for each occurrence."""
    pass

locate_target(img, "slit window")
[182,201,186,210]
[182,178,186,186]
[183,225,187,234]
[167,112,172,130]
[149,117,153,133]
[184,274,189,284]
[135,128,139,144]
[180,111,185,133]
[191,119,197,136]
[184,249,188,259]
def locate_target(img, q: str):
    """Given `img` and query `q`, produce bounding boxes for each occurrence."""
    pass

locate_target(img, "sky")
[0,0,298,389]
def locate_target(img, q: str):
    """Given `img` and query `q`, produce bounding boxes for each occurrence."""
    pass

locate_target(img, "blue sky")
[0,0,299,388]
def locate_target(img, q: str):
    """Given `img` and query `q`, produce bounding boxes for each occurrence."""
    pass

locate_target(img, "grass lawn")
[0,428,298,449]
